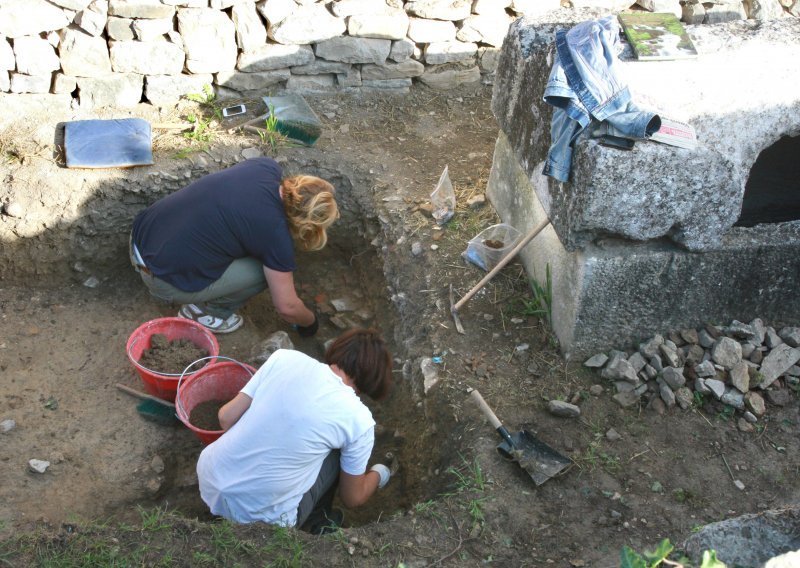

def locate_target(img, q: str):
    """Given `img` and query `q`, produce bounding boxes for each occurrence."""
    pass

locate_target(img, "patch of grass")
[621,538,726,568]
[516,264,552,323]
[446,455,487,494]
[179,84,223,155]
[262,526,305,568]
[209,519,255,559]
[715,405,735,422]
[138,505,171,533]
[575,441,621,474]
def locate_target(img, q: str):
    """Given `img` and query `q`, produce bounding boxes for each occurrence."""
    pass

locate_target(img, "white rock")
[0,0,71,38]
[13,36,60,75]
[0,419,16,433]
[29,459,50,473]
[232,1,267,51]
[59,28,112,77]
[178,8,238,73]
[4,201,23,217]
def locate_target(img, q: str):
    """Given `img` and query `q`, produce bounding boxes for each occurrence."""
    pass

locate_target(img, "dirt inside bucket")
[189,399,227,431]
[138,334,209,374]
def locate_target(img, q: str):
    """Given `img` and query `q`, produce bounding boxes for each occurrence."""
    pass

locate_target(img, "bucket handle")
[174,356,255,422]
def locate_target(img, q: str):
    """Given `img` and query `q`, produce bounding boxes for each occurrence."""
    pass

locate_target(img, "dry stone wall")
[1,0,795,108]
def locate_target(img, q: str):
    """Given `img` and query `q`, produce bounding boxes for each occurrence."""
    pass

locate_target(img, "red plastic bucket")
[126,317,220,402]
[175,359,256,445]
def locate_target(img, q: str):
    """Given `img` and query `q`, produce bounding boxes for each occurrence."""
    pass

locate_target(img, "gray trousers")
[129,237,267,318]
[296,450,340,530]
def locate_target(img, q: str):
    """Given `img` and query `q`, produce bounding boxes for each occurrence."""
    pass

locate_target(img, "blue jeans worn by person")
[542,15,661,182]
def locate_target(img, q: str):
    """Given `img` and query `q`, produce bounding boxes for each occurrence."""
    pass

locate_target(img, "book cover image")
[618,12,698,61]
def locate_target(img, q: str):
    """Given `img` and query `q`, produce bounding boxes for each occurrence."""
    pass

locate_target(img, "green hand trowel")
[116,383,178,426]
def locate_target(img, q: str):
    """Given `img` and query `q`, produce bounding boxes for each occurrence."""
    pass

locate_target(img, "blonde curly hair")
[281,175,339,251]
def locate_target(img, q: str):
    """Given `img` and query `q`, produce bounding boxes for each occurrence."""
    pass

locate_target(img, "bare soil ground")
[0,84,798,567]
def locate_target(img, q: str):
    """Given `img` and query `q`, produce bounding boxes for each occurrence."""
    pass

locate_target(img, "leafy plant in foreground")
[621,539,727,568]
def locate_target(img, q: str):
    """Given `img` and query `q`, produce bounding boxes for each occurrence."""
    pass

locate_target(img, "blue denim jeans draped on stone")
[542,16,661,182]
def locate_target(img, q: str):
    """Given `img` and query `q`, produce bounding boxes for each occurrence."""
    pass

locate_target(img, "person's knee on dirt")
[196,328,397,531]
[129,157,338,335]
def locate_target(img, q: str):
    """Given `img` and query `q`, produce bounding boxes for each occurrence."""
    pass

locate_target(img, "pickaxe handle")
[452,219,550,314]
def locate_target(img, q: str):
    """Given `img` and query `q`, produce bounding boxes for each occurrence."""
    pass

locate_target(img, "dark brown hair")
[325,328,393,401]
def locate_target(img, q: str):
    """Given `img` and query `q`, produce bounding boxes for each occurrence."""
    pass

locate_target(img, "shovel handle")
[470,390,503,430]
[116,383,175,408]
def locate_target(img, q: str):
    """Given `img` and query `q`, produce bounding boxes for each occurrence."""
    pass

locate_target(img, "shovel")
[470,389,571,485]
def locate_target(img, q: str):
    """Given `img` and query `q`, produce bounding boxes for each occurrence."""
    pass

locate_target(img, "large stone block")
[110,40,185,75]
[361,60,424,80]
[407,17,456,43]
[486,131,800,360]
[178,8,238,73]
[492,13,800,252]
[418,63,480,89]
[77,73,143,108]
[237,43,314,72]
[10,73,52,94]
[456,12,514,48]
[314,36,391,65]
[423,41,478,65]
[13,37,60,76]
[0,37,15,71]
[268,4,345,45]
[59,27,112,77]
[108,0,176,19]
[347,8,409,40]
[216,68,290,91]
[145,73,214,105]
[405,0,472,20]
[74,0,109,37]
[232,2,267,51]
[0,0,70,38]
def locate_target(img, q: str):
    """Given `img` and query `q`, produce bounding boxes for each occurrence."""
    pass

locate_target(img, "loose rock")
[28,459,50,474]
[547,400,580,418]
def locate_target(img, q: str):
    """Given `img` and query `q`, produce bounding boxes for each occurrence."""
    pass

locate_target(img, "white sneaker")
[178,304,243,334]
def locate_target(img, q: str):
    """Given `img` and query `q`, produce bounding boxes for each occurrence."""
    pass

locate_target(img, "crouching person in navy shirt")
[129,157,337,335]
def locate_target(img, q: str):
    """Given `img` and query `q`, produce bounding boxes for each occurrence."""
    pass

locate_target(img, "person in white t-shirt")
[196,328,396,533]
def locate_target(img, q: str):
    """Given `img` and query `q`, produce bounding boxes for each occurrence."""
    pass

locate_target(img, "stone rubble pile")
[1,0,796,108]
[585,319,800,428]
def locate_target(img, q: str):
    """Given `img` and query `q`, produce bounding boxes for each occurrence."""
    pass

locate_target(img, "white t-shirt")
[196,349,376,526]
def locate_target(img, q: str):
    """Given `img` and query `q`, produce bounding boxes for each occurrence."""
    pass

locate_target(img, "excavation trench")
[0,156,461,529]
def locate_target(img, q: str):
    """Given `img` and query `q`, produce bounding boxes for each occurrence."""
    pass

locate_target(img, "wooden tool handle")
[470,390,502,430]
[116,383,175,408]
[452,219,550,313]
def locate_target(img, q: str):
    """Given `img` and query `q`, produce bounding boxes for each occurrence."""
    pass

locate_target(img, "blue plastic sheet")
[65,118,153,168]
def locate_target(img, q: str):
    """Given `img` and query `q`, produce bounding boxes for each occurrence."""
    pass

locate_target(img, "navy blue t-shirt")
[132,157,296,292]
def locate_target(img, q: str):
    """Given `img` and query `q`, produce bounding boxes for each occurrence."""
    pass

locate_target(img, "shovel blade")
[497,430,571,485]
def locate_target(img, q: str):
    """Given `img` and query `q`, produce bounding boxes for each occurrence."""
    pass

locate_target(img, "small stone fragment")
[584,353,609,368]
[151,455,165,474]
[411,242,423,256]
[589,384,603,396]
[675,387,693,410]
[705,378,726,399]
[29,459,50,474]
[547,400,581,418]
[0,419,15,433]
[605,428,621,441]
[613,391,640,408]
[737,418,754,432]
[3,201,23,217]
[711,337,742,370]
[733,479,745,491]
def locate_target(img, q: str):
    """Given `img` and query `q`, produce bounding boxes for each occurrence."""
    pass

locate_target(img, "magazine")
[618,12,698,61]
[650,117,698,149]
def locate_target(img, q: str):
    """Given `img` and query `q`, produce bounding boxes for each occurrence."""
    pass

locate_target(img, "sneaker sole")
[177,311,243,335]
